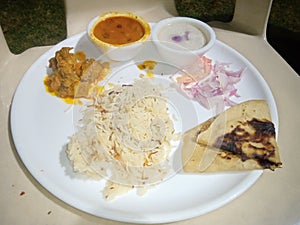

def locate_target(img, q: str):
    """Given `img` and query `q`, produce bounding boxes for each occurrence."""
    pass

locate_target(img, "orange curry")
[93,16,145,45]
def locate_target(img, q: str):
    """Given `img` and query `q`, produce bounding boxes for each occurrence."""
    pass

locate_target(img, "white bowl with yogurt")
[152,17,216,67]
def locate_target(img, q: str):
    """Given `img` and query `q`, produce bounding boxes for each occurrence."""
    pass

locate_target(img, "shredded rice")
[67,78,180,200]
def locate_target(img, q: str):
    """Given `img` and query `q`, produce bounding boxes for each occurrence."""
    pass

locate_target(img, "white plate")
[10,31,278,224]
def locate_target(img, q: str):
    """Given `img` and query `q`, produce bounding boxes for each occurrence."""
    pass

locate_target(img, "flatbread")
[182,100,282,172]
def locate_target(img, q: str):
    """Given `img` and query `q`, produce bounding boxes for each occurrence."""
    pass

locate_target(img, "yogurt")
[158,22,207,51]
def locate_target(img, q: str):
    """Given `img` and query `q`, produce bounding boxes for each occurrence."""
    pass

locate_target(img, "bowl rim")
[151,17,216,54]
[88,11,151,48]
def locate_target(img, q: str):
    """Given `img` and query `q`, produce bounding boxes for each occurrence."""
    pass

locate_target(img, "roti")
[182,100,282,172]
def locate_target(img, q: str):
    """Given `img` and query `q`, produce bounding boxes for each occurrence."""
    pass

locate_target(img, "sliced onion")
[174,56,245,111]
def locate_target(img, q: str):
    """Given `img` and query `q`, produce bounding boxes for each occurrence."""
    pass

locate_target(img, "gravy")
[93,16,145,45]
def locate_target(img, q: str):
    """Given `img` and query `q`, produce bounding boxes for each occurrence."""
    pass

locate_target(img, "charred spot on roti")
[213,118,280,169]
[249,118,276,137]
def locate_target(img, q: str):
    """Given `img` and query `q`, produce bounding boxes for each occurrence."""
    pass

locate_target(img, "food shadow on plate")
[73,32,194,75]
[59,143,93,180]
[73,33,102,59]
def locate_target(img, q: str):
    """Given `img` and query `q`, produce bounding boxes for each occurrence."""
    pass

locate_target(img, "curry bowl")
[88,12,151,61]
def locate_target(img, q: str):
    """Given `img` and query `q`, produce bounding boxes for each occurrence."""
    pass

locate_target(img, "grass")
[0,0,66,54]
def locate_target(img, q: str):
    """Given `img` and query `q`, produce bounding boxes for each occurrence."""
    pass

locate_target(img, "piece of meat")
[44,47,109,100]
